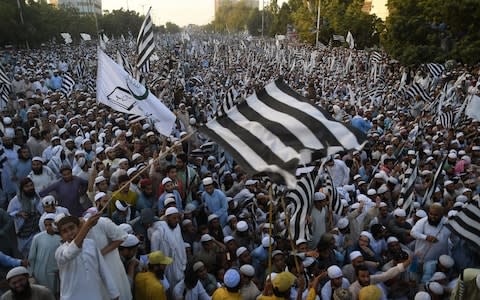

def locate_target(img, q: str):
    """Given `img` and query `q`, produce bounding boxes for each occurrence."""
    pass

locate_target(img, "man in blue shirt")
[201,177,228,226]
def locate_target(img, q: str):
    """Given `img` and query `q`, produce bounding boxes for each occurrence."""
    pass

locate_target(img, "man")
[201,177,228,226]
[1,266,55,300]
[158,177,183,212]
[309,191,328,249]
[150,207,187,289]
[410,203,450,262]
[134,251,171,300]
[110,174,137,216]
[321,265,350,300]
[232,179,256,206]
[38,195,69,231]
[27,157,56,194]
[323,156,350,187]
[7,177,43,257]
[349,255,412,299]
[175,152,199,207]
[192,260,218,295]
[118,234,141,289]
[28,213,61,294]
[136,178,156,212]
[39,166,88,217]
[55,213,119,300]
[2,136,20,204]
[387,208,413,245]
[212,268,242,299]
[26,127,43,157]
[194,234,224,274]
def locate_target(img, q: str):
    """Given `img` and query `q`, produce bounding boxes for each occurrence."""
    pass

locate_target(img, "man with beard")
[118,234,141,289]
[28,213,62,294]
[27,157,56,194]
[7,177,43,257]
[39,166,88,217]
[349,256,412,300]
[11,146,32,191]
[202,177,228,226]
[1,266,54,300]
[411,203,451,262]
[136,179,156,212]
[135,251,172,300]
[38,195,69,231]
[26,127,43,157]
[158,177,183,213]
[150,207,187,290]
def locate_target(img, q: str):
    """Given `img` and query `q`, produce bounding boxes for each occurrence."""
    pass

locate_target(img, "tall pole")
[16,0,29,49]
[315,0,321,47]
[261,0,265,37]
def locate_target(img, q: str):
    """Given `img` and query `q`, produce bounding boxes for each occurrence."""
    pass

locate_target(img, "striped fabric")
[323,169,343,216]
[426,63,445,78]
[370,52,382,64]
[215,87,237,118]
[60,73,75,97]
[74,60,86,79]
[437,110,455,128]
[422,155,448,206]
[406,82,432,102]
[286,169,320,241]
[399,154,419,217]
[0,84,10,106]
[0,64,10,85]
[116,50,134,76]
[446,200,480,248]
[199,79,366,188]
[136,7,155,71]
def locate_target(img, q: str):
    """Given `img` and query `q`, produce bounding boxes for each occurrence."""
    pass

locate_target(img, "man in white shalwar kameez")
[86,215,132,300]
[150,207,187,290]
[55,214,119,300]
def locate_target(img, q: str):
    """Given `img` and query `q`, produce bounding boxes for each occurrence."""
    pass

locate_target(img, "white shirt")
[325,159,350,187]
[28,166,57,193]
[411,216,450,262]
[56,238,119,300]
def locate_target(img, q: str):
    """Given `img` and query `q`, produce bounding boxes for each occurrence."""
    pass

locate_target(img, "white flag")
[465,95,480,121]
[60,33,72,44]
[96,49,176,136]
[80,33,91,41]
[346,31,355,49]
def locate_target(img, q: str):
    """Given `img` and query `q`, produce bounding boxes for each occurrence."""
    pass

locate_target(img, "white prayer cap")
[314,192,326,201]
[358,180,367,186]
[327,265,343,279]
[240,264,255,277]
[448,210,458,218]
[132,153,142,161]
[58,128,67,135]
[105,146,115,153]
[394,208,406,217]
[118,223,133,234]
[41,195,56,206]
[202,177,214,186]
[448,152,457,159]
[94,192,106,202]
[367,188,377,196]
[349,251,362,261]
[161,177,172,185]
[407,150,416,155]
[120,234,139,247]
[164,198,176,206]
[236,220,248,232]
[414,291,431,300]
[95,176,107,185]
[223,236,234,244]
[295,238,307,246]
[438,255,454,268]
[426,282,444,295]
[388,177,398,184]
[272,250,283,257]
[353,174,362,181]
[415,210,427,218]
[184,203,196,214]
[379,202,387,208]
[343,184,355,192]
[444,180,454,186]
[377,184,388,194]
[115,200,128,212]
[200,234,213,243]
[337,218,349,229]
[193,261,205,272]
[456,195,468,203]
[245,179,257,186]
[262,236,274,248]
[236,246,248,257]
[360,231,373,240]
[95,146,105,154]
[146,131,155,137]
[44,213,57,221]
[341,199,349,207]
[3,117,12,125]
[387,236,399,244]
[207,214,219,222]
[374,173,385,180]
[6,266,29,281]
[32,156,44,163]
[430,272,447,281]
[165,207,179,216]
[227,215,236,223]
[351,203,360,210]
[118,158,128,164]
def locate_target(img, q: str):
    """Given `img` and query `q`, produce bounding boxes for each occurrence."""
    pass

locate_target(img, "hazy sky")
[102,0,288,27]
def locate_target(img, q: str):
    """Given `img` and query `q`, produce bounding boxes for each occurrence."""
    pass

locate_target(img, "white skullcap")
[165,207,179,216]
[456,195,468,203]
[245,179,257,186]
[444,180,454,186]
[341,199,349,207]
[414,291,431,300]
[262,236,274,248]
[94,176,107,185]
[193,261,205,272]
[236,220,248,232]
[118,158,128,164]
[377,184,389,194]
[343,184,356,192]
[337,218,349,229]
[394,208,406,217]
[207,214,219,222]
[202,177,213,186]
[349,251,362,261]
[223,236,234,244]
[448,153,457,159]
[200,234,213,243]
[388,177,399,184]
[387,236,399,244]
[41,195,56,206]
[132,153,142,161]
[379,202,388,208]
[314,192,326,201]
[236,246,248,257]
[223,269,240,288]
[240,264,255,277]
[367,189,377,196]
[161,177,172,185]
[94,192,106,202]
[32,156,44,163]
[327,265,343,279]
[6,266,29,281]
[121,234,139,247]
[115,200,128,212]
[295,238,307,246]
[353,174,362,181]
[430,272,447,281]
[118,223,133,234]
[415,210,427,218]
[438,255,454,268]
[427,281,444,295]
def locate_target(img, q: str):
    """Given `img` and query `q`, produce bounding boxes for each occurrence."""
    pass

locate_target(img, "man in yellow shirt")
[257,272,321,300]
[135,251,172,300]
[212,268,242,300]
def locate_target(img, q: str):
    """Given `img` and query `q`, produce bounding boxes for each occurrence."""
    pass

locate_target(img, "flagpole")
[315,0,321,47]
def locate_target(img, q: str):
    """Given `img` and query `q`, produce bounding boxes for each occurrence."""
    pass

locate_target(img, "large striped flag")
[426,63,445,78]
[323,169,343,216]
[446,200,480,248]
[136,7,155,72]
[60,73,75,97]
[422,155,448,206]
[286,168,320,241]
[398,154,419,217]
[0,64,10,85]
[406,82,432,102]
[199,79,366,188]
[437,110,455,128]
[215,87,237,118]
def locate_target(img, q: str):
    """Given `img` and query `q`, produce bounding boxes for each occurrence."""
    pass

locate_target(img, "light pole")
[261,0,265,37]
[315,0,321,47]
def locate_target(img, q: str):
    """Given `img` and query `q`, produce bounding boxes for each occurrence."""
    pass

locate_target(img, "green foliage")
[165,22,181,33]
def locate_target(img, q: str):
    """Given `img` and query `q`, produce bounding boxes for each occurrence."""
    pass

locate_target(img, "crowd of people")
[0,32,479,300]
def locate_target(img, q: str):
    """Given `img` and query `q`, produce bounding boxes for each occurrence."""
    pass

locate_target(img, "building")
[362,0,389,21]
[53,0,102,16]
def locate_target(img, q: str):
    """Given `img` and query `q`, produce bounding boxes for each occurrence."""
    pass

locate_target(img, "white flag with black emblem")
[96,49,176,136]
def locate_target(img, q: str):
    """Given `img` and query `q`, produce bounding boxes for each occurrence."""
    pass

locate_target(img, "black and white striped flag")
[136,7,155,72]
[60,73,75,97]
[0,84,10,106]
[422,155,448,206]
[437,110,454,128]
[323,169,343,216]
[406,82,432,102]
[74,60,86,79]
[215,87,237,118]
[446,200,480,248]
[0,64,10,85]
[370,51,382,64]
[286,169,320,241]
[398,154,419,217]
[117,50,134,77]
[199,79,366,188]
[426,63,445,78]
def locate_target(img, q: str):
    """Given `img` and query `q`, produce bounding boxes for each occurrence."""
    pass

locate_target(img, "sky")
[102,0,288,27]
